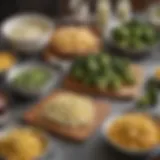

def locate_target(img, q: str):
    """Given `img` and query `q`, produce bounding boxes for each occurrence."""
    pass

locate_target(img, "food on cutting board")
[0,127,47,160]
[0,52,16,71]
[11,67,52,91]
[107,113,160,151]
[42,92,95,127]
[49,26,100,56]
[64,53,143,98]
[24,90,110,141]
[112,20,159,50]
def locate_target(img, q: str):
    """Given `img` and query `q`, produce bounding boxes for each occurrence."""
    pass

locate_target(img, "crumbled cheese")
[43,93,95,127]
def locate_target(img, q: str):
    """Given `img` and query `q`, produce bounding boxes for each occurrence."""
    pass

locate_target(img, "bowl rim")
[109,20,160,54]
[1,12,54,42]
[0,50,18,74]
[101,111,160,155]
[5,61,59,96]
[0,124,53,159]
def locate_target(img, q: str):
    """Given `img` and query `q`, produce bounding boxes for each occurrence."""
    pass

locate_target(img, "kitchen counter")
[1,16,160,160]
[6,48,159,160]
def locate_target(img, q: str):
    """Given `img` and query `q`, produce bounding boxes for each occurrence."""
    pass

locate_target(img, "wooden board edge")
[63,65,144,99]
[24,90,111,141]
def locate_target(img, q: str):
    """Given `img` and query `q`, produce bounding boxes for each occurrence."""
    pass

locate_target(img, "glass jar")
[116,0,132,22]
[96,0,111,31]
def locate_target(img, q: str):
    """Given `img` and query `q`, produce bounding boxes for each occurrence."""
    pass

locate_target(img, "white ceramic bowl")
[101,112,160,156]
[1,13,54,53]
[0,125,53,160]
[5,61,59,98]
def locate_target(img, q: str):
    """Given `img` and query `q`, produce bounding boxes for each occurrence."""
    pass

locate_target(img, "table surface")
[5,48,159,160]
[1,19,160,160]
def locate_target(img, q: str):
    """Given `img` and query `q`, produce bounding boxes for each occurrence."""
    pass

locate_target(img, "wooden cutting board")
[64,65,144,99]
[24,90,110,141]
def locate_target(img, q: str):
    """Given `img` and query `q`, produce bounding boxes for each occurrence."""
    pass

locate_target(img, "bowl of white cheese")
[1,13,54,53]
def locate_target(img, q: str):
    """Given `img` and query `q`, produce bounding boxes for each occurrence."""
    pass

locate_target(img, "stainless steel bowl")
[0,125,53,159]
[101,111,160,156]
[5,61,59,98]
[1,13,54,53]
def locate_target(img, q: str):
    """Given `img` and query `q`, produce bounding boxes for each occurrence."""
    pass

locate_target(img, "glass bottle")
[116,0,132,22]
[96,0,111,32]
[75,2,90,22]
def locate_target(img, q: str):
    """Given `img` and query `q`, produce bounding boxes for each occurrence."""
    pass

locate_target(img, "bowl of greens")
[109,20,160,59]
[6,62,58,97]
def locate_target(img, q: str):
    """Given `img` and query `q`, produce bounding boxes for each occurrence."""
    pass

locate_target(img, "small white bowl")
[1,13,54,53]
[101,112,160,156]
[0,125,53,160]
[5,61,59,98]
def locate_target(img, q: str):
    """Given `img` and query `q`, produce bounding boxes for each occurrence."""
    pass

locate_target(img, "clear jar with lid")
[116,0,132,22]
[96,0,111,32]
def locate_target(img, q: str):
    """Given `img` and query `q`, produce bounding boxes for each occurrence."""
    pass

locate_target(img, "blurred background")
[0,0,160,22]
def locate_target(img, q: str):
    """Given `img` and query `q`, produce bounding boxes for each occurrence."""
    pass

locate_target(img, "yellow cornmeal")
[0,52,16,71]
[43,93,95,127]
[0,128,45,160]
[108,113,159,151]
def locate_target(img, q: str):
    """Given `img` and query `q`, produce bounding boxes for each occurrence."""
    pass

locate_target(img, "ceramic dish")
[101,111,160,156]
[1,13,54,53]
[107,22,160,59]
[0,125,53,160]
[107,39,158,59]
[5,61,59,98]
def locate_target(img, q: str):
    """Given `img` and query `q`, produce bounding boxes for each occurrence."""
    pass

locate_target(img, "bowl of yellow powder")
[0,125,53,160]
[0,51,16,75]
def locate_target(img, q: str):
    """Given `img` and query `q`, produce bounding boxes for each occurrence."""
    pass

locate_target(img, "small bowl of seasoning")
[1,13,54,53]
[0,51,17,80]
[6,61,58,98]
